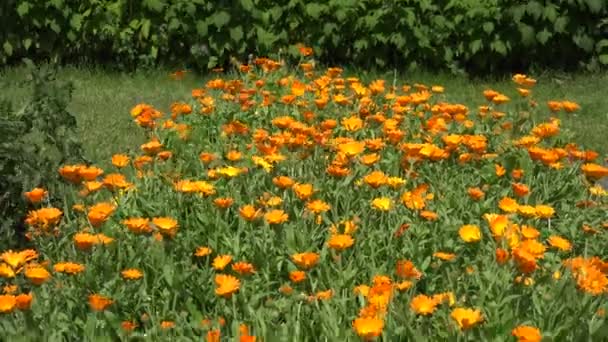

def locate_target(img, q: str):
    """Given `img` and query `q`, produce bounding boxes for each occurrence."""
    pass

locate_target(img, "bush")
[1,1,607,72]
[0,63,85,248]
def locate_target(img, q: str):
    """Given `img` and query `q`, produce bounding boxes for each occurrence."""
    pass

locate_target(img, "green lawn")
[1,66,607,164]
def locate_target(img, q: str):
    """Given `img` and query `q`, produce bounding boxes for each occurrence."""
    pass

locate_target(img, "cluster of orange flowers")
[7,53,607,340]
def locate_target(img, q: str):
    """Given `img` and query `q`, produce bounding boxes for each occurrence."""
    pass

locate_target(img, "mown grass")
[1,66,606,163]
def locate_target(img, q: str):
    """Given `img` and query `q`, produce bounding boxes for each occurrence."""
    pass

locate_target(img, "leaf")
[554,16,569,33]
[305,3,326,19]
[240,0,254,11]
[525,1,543,20]
[212,11,231,29]
[598,55,608,65]
[70,14,83,31]
[196,20,208,36]
[143,0,164,12]
[586,0,604,14]
[141,19,151,39]
[229,26,244,43]
[23,38,32,51]
[16,2,31,17]
[492,40,507,56]
[469,39,482,54]
[483,22,494,34]
[518,24,535,46]
[3,41,13,56]
[536,29,552,45]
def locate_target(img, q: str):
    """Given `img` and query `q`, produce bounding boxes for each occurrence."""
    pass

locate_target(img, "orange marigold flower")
[352,317,384,340]
[53,262,85,275]
[433,252,456,261]
[306,199,331,214]
[232,261,255,276]
[410,294,438,315]
[467,187,484,201]
[121,268,143,280]
[15,292,33,310]
[122,218,152,234]
[0,295,17,313]
[496,248,510,265]
[24,265,51,285]
[289,270,306,283]
[111,154,130,168]
[273,176,295,189]
[152,217,179,237]
[215,274,240,298]
[512,183,530,197]
[396,260,422,279]
[451,307,483,330]
[24,187,47,203]
[213,197,234,209]
[264,209,289,225]
[327,234,354,251]
[87,202,116,227]
[581,163,608,180]
[195,246,213,258]
[212,255,232,271]
[239,205,261,221]
[547,235,571,252]
[512,325,542,342]
[459,225,482,243]
[88,294,113,311]
[291,252,320,270]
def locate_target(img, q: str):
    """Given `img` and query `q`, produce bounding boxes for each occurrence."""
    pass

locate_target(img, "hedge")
[1,0,607,72]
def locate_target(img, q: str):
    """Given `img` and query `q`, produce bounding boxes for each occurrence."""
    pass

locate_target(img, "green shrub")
[0,63,85,248]
[1,1,607,72]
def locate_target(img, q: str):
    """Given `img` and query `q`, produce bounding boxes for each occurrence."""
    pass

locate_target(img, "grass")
[1,66,607,163]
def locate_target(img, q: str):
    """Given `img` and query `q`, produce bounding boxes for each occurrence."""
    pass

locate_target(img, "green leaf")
[196,21,208,36]
[554,16,569,33]
[70,14,83,31]
[143,0,164,12]
[305,3,325,19]
[3,41,13,56]
[573,33,595,52]
[536,29,552,45]
[240,0,254,11]
[525,1,543,20]
[595,39,608,52]
[586,0,604,14]
[599,54,608,65]
[23,38,32,51]
[212,11,231,29]
[518,24,535,46]
[492,40,507,56]
[141,19,151,39]
[470,39,482,54]
[482,22,494,34]
[230,26,244,43]
[16,2,31,17]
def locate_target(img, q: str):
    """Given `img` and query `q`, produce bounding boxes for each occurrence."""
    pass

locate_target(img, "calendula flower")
[328,234,354,251]
[547,236,572,252]
[512,325,542,342]
[15,293,33,310]
[0,295,17,313]
[87,202,116,227]
[396,260,422,279]
[152,217,179,237]
[289,270,306,283]
[410,294,438,315]
[215,274,240,298]
[451,307,483,330]
[264,209,289,225]
[24,265,51,285]
[195,246,213,257]
[232,261,255,276]
[459,225,481,243]
[212,255,232,271]
[88,294,113,311]
[352,317,384,340]
[239,205,261,221]
[433,252,456,261]
[24,188,47,203]
[122,218,152,234]
[371,197,393,211]
[53,262,85,275]
[111,154,130,168]
[291,252,320,270]
[121,268,143,280]
[306,200,331,213]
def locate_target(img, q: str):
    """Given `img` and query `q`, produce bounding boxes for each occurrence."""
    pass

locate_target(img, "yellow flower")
[451,307,483,330]
[291,252,320,270]
[121,268,143,280]
[371,197,393,211]
[512,325,542,342]
[212,255,232,271]
[459,225,482,243]
[264,209,289,225]
[214,274,240,298]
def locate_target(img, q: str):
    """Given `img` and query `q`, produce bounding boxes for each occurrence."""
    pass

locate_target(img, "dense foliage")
[0,65,85,249]
[1,0,607,72]
[1,57,607,340]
